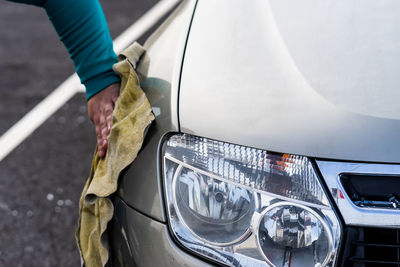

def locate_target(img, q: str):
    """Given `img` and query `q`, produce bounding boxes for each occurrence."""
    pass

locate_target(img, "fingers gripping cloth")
[76,42,155,267]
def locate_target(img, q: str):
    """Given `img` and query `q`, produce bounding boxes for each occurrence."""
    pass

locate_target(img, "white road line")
[0,0,180,162]
[113,0,181,53]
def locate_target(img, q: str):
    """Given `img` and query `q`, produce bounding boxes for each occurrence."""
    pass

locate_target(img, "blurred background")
[0,0,158,266]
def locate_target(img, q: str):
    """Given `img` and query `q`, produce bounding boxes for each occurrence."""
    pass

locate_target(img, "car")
[109,0,400,266]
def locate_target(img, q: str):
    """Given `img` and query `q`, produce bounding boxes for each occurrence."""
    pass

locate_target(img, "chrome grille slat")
[353,241,400,248]
[341,227,400,267]
[316,160,400,227]
[349,257,400,265]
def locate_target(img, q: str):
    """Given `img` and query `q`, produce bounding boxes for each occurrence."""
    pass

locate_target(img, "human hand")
[88,83,120,158]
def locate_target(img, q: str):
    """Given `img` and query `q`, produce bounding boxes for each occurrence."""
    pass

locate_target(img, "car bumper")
[110,196,213,267]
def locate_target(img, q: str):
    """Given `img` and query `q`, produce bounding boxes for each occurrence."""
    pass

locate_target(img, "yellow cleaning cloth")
[76,42,155,267]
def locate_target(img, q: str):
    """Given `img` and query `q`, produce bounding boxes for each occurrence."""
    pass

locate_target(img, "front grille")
[340,173,400,210]
[341,227,400,267]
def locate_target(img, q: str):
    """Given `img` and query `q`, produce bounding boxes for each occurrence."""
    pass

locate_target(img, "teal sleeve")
[6,0,121,100]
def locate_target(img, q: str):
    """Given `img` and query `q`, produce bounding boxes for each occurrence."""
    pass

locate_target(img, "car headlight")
[162,134,341,267]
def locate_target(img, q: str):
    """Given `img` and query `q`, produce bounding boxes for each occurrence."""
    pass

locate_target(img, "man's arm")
[7,0,119,157]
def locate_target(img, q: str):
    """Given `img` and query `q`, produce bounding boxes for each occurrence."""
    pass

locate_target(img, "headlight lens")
[173,167,255,245]
[257,202,333,266]
[163,134,341,267]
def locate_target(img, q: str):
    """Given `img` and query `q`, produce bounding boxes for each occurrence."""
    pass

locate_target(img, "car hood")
[179,0,400,163]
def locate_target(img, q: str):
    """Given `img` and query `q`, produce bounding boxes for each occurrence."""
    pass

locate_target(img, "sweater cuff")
[85,70,121,101]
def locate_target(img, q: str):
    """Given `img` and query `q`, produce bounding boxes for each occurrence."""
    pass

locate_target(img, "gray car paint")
[179,0,400,163]
[116,0,196,222]
[117,0,400,230]
[114,0,400,265]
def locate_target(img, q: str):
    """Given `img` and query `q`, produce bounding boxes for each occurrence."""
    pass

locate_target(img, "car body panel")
[179,0,400,163]
[116,0,196,222]
[112,0,400,265]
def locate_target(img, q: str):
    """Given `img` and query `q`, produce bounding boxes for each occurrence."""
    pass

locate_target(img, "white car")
[110,1,400,266]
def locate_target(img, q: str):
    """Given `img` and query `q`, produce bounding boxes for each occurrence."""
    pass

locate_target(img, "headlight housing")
[162,134,341,266]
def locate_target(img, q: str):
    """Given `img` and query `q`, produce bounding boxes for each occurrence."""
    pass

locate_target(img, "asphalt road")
[0,1,158,266]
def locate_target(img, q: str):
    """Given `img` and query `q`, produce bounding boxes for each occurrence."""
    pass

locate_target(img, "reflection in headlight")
[173,166,255,245]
